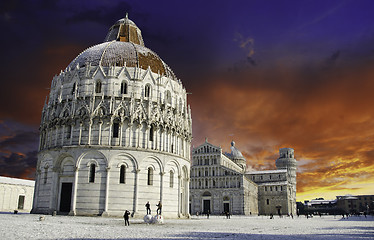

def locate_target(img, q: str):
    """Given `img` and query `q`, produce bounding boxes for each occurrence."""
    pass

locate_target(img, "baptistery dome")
[32,15,192,218]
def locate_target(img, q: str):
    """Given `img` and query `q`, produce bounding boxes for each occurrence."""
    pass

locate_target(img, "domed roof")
[230,141,245,159]
[66,14,177,80]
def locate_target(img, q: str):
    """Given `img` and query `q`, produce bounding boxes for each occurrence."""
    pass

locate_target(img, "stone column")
[145,125,150,149]
[155,126,159,150]
[128,123,132,147]
[88,120,92,145]
[102,167,111,216]
[136,124,141,148]
[160,172,165,203]
[54,126,58,147]
[133,169,140,215]
[185,177,190,216]
[61,125,65,146]
[70,123,74,145]
[98,121,102,145]
[31,170,41,213]
[69,166,79,216]
[78,123,82,145]
[107,120,112,146]
[50,167,60,214]
[119,122,123,146]
[178,175,182,217]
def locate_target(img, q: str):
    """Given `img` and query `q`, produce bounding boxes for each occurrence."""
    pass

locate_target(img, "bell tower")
[276,148,297,214]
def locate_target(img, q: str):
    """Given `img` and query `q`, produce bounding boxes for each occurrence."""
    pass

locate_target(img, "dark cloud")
[0,151,37,179]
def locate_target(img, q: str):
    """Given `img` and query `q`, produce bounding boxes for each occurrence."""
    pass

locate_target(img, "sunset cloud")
[190,56,374,201]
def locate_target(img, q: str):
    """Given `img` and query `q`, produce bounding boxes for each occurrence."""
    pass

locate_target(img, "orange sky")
[1,1,374,202]
[189,60,374,201]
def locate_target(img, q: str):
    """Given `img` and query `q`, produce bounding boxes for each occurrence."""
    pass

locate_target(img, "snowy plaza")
[1,213,373,239]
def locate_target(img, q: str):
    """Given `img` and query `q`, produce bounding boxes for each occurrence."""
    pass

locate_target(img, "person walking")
[145,201,151,215]
[156,201,162,215]
[123,210,130,226]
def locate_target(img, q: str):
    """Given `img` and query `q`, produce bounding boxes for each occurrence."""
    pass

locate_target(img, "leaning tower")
[31,15,192,218]
[275,148,297,215]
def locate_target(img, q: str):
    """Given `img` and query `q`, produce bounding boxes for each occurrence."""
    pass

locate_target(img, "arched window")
[147,167,153,185]
[121,81,127,94]
[71,83,76,95]
[120,165,126,184]
[95,81,102,93]
[43,167,48,184]
[165,90,171,104]
[113,122,119,138]
[169,170,174,188]
[145,84,151,98]
[149,125,154,141]
[89,164,96,183]
[267,199,270,205]
[66,125,71,139]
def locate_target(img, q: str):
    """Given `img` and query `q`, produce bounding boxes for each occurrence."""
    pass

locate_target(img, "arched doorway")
[202,191,212,214]
[223,196,230,213]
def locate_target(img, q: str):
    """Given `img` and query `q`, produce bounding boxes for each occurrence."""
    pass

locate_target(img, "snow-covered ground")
[1,213,373,239]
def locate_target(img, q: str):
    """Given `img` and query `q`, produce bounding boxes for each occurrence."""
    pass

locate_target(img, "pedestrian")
[207,210,210,219]
[270,213,274,219]
[156,201,162,215]
[145,201,151,215]
[123,210,130,226]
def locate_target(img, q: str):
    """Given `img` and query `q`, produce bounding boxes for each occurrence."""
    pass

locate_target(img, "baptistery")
[31,15,192,218]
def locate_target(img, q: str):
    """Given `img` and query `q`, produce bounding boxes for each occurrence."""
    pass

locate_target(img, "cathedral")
[31,15,192,218]
[190,140,297,216]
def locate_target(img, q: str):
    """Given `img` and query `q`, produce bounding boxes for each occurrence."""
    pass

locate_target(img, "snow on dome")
[67,15,178,80]
[67,41,177,80]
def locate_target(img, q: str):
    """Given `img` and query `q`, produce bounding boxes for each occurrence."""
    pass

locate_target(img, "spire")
[125,12,128,19]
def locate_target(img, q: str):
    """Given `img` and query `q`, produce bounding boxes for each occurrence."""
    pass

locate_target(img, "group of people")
[145,201,162,215]
[123,200,163,226]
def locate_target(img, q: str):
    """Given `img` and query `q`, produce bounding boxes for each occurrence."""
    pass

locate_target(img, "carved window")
[89,164,96,183]
[145,84,151,98]
[66,125,71,139]
[71,83,76,95]
[165,90,171,104]
[113,122,119,138]
[43,167,48,184]
[147,167,153,185]
[95,81,102,93]
[169,170,174,188]
[121,81,127,94]
[149,125,154,141]
[120,165,126,184]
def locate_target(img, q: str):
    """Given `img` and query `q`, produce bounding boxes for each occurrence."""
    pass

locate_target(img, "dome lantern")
[104,13,144,46]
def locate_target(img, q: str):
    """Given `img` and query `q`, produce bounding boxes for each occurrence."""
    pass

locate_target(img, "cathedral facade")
[31,15,192,218]
[190,140,297,216]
